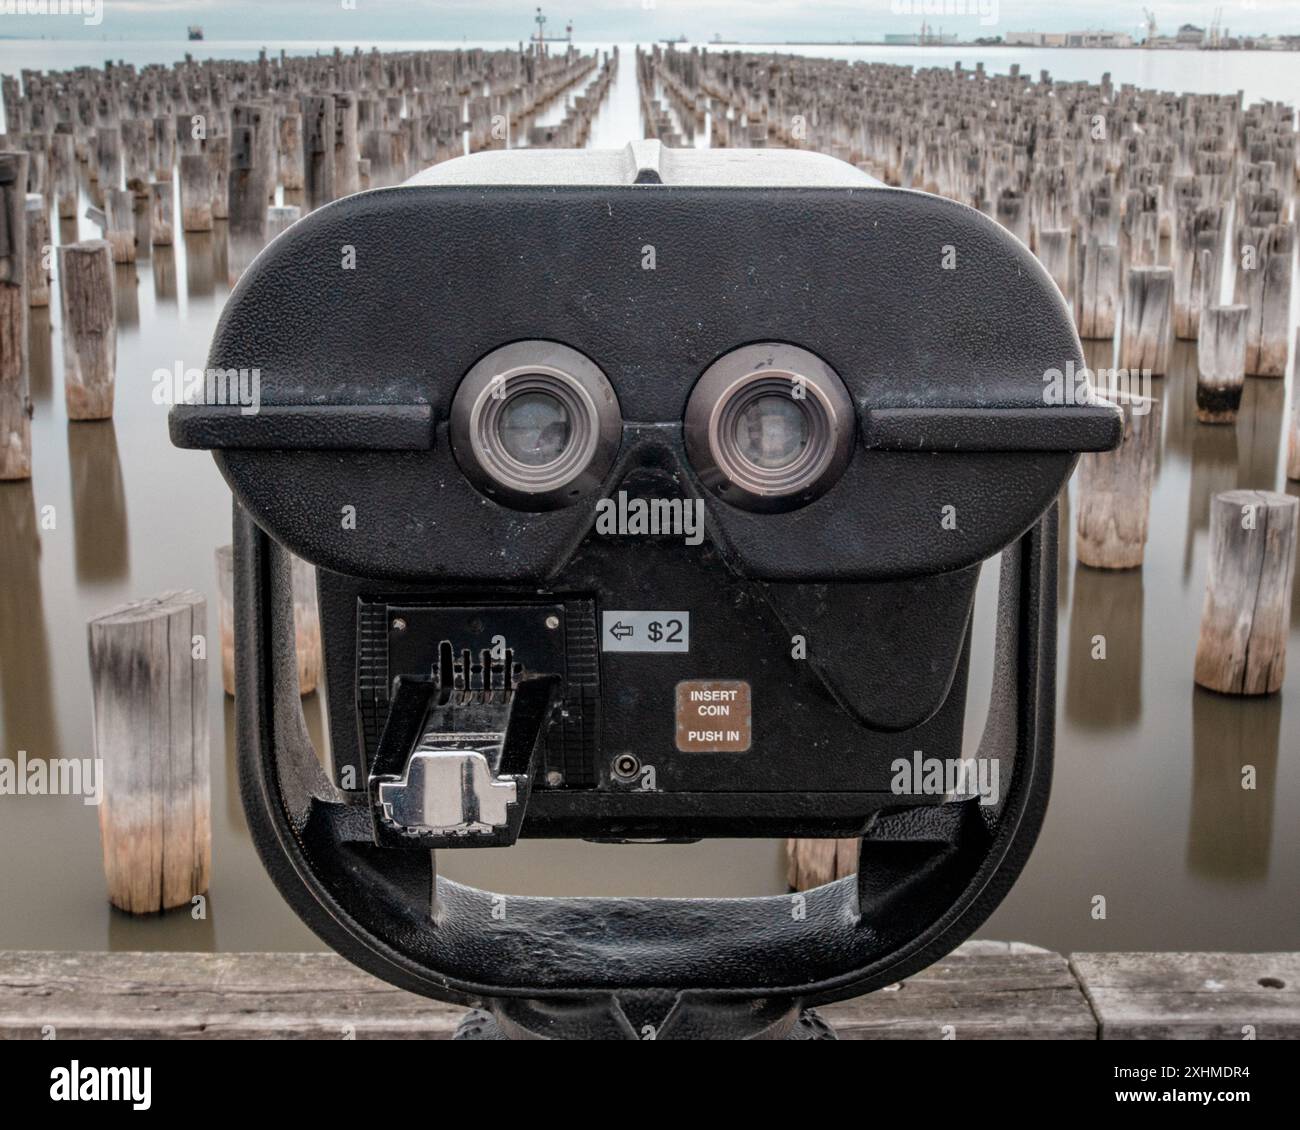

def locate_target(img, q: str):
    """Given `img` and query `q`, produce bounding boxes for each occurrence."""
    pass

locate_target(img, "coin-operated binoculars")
[171,141,1120,1040]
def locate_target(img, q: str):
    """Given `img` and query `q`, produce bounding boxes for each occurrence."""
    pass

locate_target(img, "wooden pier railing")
[0,944,1295,1039]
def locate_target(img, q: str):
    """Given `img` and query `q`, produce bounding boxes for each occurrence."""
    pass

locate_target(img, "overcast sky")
[1,1,1296,43]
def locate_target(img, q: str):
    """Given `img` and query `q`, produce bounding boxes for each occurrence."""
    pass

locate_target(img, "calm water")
[0,39,1296,957]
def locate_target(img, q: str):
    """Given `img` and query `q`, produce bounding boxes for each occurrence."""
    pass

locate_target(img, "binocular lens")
[685,343,855,512]
[451,341,621,510]
[497,390,573,467]
[733,395,810,470]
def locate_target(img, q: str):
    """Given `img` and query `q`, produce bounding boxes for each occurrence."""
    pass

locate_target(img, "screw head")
[545,770,564,787]
[544,614,560,630]
[612,753,640,780]
[391,617,407,632]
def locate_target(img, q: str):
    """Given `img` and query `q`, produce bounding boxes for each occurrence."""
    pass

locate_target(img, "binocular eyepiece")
[172,141,1120,1039]
[450,339,855,513]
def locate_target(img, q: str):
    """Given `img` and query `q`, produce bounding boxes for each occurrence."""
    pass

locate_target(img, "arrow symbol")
[610,621,634,640]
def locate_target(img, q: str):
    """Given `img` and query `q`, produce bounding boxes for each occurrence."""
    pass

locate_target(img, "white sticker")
[601,611,690,653]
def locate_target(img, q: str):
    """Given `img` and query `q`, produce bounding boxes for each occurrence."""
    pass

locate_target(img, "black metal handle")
[233,498,1055,1017]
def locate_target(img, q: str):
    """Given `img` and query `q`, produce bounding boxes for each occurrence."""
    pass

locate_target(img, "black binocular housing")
[172,141,1120,1038]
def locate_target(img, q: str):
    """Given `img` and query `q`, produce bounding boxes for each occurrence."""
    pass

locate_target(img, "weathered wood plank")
[1072,952,1300,1039]
[821,942,1096,1040]
[0,943,1098,1040]
[0,951,463,1040]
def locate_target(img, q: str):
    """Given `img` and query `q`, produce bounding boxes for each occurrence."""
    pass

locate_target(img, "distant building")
[1064,29,1134,49]
[1176,24,1206,47]
[1007,29,1130,48]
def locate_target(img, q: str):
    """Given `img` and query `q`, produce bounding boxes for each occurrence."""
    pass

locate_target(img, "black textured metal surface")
[190,181,1110,583]
[171,403,434,450]
[193,152,1112,1029]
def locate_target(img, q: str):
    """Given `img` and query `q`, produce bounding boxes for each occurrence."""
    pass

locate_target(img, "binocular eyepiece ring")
[450,340,622,510]
[685,342,856,512]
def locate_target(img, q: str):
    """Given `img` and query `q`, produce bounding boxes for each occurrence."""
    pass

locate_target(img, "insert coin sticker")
[675,680,751,752]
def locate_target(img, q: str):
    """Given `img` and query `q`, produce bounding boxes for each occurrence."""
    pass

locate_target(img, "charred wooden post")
[1194,491,1298,695]
[1196,305,1250,424]
[88,591,210,914]
[57,240,116,420]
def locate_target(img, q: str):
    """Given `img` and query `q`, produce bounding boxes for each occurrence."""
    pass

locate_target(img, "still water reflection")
[0,39,1296,957]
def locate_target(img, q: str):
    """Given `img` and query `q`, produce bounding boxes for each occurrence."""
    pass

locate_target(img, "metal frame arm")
[234,499,1057,1013]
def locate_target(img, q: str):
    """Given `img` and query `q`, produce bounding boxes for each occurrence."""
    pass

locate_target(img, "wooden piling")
[0,151,31,480]
[1193,490,1298,695]
[1036,228,1071,301]
[1196,305,1250,424]
[1077,239,1120,340]
[787,836,859,890]
[94,126,121,191]
[152,116,175,182]
[278,112,304,191]
[57,240,116,421]
[1246,223,1293,377]
[302,95,336,211]
[51,130,77,219]
[1119,265,1173,376]
[178,153,213,232]
[229,104,274,243]
[1288,330,1300,482]
[24,193,50,307]
[149,180,174,246]
[104,187,137,263]
[331,92,360,198]
[1075,393,1161,569]
[267,204,300,239]
[205,134,230,221]
[216,544,320,697]
[88,591,210,914]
